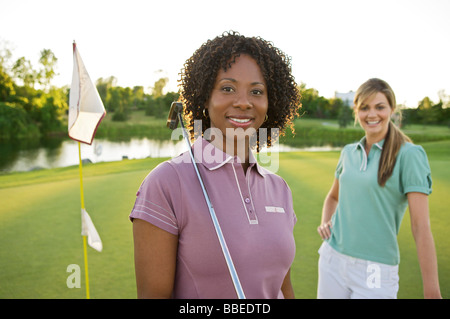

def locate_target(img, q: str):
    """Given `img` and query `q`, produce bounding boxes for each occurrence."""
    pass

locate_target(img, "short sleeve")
[129,161,180,235]
[400,145,432,195]
[282,178,297,227]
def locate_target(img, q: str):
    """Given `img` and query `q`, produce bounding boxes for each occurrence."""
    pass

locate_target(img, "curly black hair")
[178,31,301,150]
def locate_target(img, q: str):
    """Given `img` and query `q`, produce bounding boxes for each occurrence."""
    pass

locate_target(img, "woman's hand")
[318,178,339,240]
[317,221,332,240]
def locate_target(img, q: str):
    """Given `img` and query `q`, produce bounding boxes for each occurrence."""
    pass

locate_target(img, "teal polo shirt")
[328,137,432,265]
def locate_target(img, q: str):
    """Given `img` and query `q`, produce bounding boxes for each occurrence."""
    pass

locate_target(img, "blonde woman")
[317,78,441,299]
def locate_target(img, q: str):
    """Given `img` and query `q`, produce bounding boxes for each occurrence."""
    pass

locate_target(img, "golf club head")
[167,102,183,130]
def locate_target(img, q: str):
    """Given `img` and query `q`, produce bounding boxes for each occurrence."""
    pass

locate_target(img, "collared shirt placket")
[231,162,258,225]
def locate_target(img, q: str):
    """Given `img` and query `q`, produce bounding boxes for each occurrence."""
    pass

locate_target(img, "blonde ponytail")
[378,121,411,186]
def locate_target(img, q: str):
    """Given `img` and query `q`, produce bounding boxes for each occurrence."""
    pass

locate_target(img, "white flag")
[81,208,103,252]
[68,43,106,145]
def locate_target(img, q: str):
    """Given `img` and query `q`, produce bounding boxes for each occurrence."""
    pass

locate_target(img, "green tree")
[418,96,438,125]
[0,45,68,138]
[36,87,68,133]
[337,103,353,128]
[297,83,319,117]
[96,76,117,107]
[38,49,58,89]
[132,86,145,109]
[109,86,133,121]
[0,102,39,139]
[152,77,168,98]
[108,86,121,116]
[0,65,15,101]
[145,91,179,119]
[297,83,333,118]
[12,57,38,88]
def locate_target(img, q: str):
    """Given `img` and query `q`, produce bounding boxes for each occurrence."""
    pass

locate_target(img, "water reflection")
[0,138,188,173]
[0,137,341,173]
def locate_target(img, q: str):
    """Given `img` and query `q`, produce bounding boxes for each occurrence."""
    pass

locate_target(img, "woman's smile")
[227,116,254,128]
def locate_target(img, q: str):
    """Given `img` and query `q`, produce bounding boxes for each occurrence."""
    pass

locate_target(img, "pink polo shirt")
[130,138,297,299]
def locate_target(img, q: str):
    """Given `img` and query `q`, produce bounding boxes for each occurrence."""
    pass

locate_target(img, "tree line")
[0,47,67,139]
[1,46,449,140]
[95,76,179,121]
[299,84,450,127]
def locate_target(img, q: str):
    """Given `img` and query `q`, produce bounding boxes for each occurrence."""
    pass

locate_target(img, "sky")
[1,0,449,107]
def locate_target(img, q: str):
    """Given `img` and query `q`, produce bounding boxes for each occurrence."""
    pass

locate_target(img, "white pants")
[317,242,399,299]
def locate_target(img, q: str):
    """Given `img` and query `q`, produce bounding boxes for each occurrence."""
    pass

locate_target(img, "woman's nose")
[233,92,252,109]
[367,107,377,117]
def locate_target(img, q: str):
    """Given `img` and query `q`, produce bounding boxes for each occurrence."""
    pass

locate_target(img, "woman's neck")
[364,134,385,155]
[208,135,251,172]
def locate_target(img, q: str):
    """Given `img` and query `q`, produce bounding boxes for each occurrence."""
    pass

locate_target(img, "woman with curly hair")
[130,31,301,299]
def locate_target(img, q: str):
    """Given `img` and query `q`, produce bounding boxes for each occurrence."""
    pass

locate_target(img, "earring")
[203,108,209,118]
[264,114,268,122]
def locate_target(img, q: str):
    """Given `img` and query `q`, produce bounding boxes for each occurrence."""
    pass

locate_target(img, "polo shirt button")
[245,197,251,204]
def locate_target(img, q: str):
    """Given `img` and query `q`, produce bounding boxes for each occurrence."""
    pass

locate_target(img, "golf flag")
[81,208,103,252]
[68,42,106,145]
[69,42,105,256]
[69,42,105,298]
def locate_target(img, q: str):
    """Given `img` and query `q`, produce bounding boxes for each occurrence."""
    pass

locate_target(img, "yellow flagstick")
[70,43,105,299]
[82,236,90,299]
[78,141,90,299]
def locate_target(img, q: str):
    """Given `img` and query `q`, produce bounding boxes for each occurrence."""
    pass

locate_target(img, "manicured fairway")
[0,141,448,299]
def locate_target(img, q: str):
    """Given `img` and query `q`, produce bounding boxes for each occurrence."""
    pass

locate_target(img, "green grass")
[0,141,449,299]
[0,157,165,299]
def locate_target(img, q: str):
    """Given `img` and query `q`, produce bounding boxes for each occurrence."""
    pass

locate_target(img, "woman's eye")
[221,86,234,93]
[251,89,263,95]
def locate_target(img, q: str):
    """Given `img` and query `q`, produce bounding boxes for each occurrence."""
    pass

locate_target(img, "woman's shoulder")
[399,142,427,156]
[139,160,177,189]
[149,151,191,175]
[344,142,359,149]
[397,142,430,168]
[257,165,292,192]
[140,152,189,184]
[340,142,358,154]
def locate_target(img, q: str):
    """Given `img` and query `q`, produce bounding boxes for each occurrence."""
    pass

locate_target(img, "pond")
[0,137,340,173]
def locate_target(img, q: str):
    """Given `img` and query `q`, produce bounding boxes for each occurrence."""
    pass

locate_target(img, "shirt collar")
[355,136,384,151]
[354,136,384,171]
[192,137,268,177]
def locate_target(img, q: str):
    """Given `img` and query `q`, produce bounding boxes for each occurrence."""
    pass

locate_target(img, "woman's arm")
[407,192,442,299]
[317,178,339,240]
[133,218,178,298]
[281,268,295,299]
